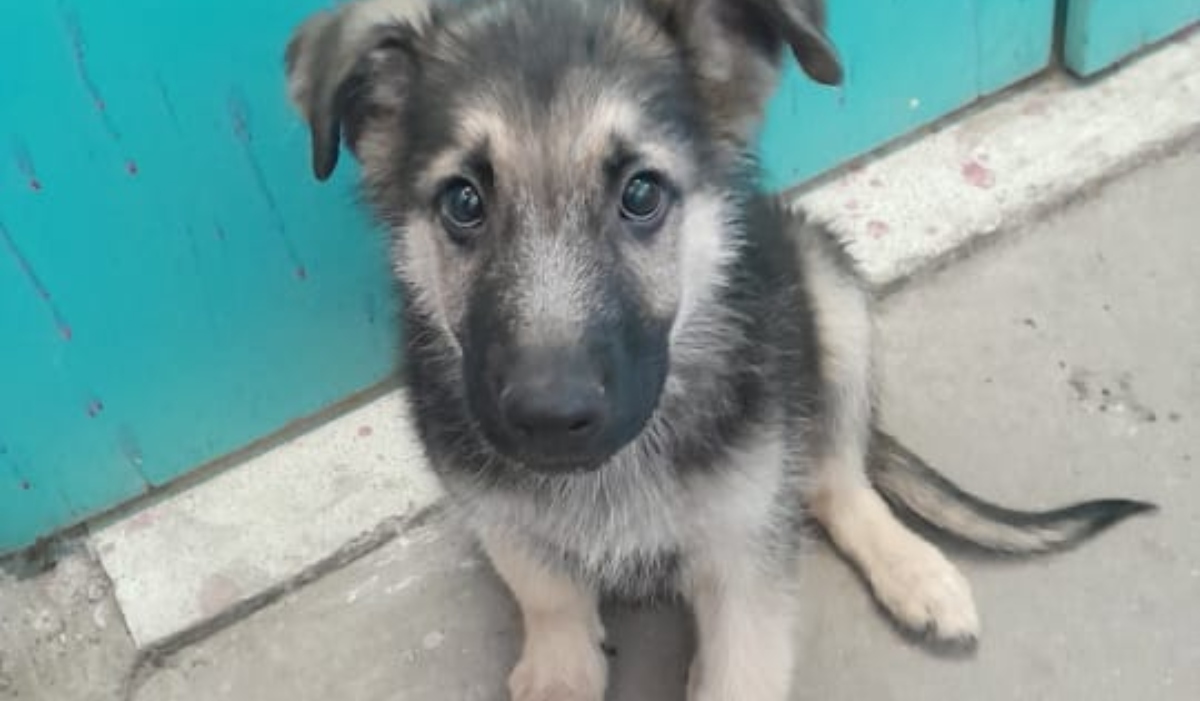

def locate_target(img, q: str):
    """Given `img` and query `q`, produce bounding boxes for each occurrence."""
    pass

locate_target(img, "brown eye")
[439,178,485,242]
[619,171,670,237]
[620,172,664,221]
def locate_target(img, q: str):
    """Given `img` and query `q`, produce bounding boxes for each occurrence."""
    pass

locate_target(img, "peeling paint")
[228,87,306,279]
[85,398,105,418]
[0,220,73,340]
[154,74,183,132]
[61,6,138,175]
[12,139,43,192]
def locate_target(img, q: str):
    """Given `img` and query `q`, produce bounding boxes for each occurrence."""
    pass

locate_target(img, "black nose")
[496,347,609,461]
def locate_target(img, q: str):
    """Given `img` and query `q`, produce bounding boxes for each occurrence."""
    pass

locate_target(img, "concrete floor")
[0,543,136,701]
[118,146,1200,700]
[3,144,1197,701]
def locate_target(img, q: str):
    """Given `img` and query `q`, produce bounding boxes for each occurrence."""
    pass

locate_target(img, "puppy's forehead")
[453,84,682,174]
[415,0,696,191]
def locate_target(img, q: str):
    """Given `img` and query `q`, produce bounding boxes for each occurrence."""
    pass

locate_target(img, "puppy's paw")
[508,632,607,701]
[867,534,980,645]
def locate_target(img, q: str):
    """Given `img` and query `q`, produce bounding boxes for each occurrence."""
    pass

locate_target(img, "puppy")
[284,1,1154,698]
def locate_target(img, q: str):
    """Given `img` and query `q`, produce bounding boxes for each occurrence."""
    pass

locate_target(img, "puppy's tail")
[866,428,1157,556]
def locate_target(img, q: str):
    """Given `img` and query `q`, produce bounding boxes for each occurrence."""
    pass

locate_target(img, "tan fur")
[681,430,801,701]
[686,571,799,701]
[796,225,876,461]
[798,225,981,642]
[393,218,470,343]
[285,0,432,125]
[481,534,608,701]
[507,197,602,347]
[390,79,712,342]
[811,477,981,640]
[652,0,790,143]
[668,191,741,342]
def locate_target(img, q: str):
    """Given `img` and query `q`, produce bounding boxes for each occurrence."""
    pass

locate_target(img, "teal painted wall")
[759,0,1056,188]
[1,0,399,553]
[1,0,1056,555]
[1061,0,1199,77]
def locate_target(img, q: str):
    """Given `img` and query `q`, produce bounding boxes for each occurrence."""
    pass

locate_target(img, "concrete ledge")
[796,28,1200,290]
[89,392,443,651]
[88,30,1200,653]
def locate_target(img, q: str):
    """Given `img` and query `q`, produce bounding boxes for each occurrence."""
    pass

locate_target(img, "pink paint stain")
[962,160,995,189]
[85,399,105,418]
[357,425,374,438]
[867,220,891,239]
[1021,100,1048,117]
[125,510,158,533]
[845,199,860,211]
[198,574,242,618]
[58,323,73,341]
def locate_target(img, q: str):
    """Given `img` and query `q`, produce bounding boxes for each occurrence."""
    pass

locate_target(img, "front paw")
[508,635,607,701]
[868,534,980,645]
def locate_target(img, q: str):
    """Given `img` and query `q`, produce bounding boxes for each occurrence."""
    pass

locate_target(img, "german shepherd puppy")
[284,1,1154,698]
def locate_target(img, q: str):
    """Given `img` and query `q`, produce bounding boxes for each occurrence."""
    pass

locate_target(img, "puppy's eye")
[439,178,485,241]
[619,172,669,233]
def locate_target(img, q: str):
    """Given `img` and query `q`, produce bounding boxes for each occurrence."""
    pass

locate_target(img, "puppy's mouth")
[514,453,611,476]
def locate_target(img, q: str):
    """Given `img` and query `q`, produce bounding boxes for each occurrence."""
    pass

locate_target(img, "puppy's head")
[285,0,840,473]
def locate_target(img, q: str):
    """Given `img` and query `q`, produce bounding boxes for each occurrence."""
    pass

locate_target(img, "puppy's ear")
[744,0,842,85]
[646,0,842,141]
[284,0,433,181]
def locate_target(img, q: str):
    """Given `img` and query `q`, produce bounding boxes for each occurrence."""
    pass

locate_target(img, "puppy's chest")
[488,467,688,595]
[470,434,791,596]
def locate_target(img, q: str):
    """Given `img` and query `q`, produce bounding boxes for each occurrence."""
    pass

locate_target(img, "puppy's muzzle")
[492,346,612,471]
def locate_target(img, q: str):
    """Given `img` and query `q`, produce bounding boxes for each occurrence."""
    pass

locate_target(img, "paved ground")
[109,144,1200,700]
[0,543,136,700]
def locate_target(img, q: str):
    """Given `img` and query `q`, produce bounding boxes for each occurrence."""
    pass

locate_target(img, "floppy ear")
[744,0,842,85]
[645,0,842,142]
[284,0,433,181]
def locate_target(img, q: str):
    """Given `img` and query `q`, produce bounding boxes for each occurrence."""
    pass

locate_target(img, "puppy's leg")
[482,534,607,701]
[810,461,980,643]
[800,225,979,643]
[681,434,804,701]
[684,560,800,701]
